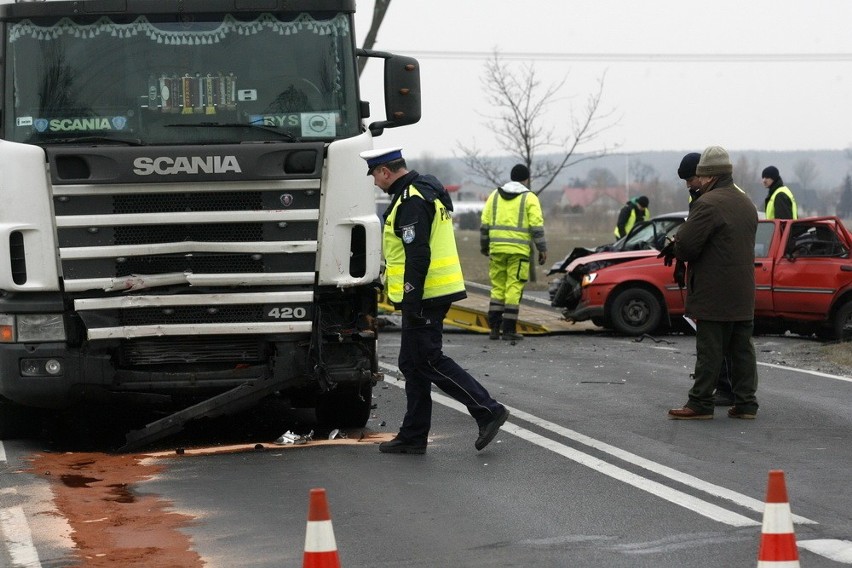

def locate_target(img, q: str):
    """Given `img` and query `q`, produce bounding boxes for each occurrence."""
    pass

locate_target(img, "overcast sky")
[354,0,852,160]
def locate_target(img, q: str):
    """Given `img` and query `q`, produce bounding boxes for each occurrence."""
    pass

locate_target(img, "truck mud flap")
[118,378,285,452]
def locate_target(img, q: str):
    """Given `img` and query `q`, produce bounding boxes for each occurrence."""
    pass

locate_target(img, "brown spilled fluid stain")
[29,452,203,568]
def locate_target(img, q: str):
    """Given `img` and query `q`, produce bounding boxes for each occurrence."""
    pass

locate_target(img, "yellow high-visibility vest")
[482,190,544,255]
[383,186,465,303]
[765,186,798,219]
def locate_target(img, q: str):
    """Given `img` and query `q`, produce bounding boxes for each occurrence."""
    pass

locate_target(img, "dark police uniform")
[382,169,507,450]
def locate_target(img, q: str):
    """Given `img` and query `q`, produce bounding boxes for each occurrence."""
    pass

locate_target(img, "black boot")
[501,320,523,341]
[487,311,502,341]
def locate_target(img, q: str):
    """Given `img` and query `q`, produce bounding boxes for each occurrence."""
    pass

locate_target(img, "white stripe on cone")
[304,519,337,552]
[757,562,800,567]
[761,503,795,534]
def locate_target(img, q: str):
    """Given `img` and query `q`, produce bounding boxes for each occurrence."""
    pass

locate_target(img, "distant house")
[560,187,625,215]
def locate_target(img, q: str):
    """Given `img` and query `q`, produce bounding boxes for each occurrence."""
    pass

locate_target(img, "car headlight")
[16,314,67,342]
[581,273,598,286]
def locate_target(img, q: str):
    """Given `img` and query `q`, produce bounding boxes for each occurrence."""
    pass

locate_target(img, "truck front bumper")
[0,342,114,409]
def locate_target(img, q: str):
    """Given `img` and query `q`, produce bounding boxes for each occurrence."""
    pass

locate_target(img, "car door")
[771,219,851,318]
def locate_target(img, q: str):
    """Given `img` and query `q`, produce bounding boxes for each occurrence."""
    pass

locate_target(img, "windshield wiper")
[164,122,299,141]
[46,135,145,146]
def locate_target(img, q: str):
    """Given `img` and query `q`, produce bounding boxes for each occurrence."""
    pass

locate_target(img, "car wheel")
[609,287,662,336]
[832,299,852,341]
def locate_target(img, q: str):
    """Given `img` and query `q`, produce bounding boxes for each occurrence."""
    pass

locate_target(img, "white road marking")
[798,539,852,562]
[0,443,43,568]
[0,504,42,568]
[756,361,852,383]
[379,360,852,563]
[379,363,758,527]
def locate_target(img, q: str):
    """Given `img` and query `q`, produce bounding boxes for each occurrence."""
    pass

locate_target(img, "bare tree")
[358,0,392,76]
[793,158,820,192]
[587,167,618,189]
[457,50,618,194]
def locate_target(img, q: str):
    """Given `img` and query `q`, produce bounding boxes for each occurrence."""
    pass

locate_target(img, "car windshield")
[622,218,684,251]
[4,12,360,145]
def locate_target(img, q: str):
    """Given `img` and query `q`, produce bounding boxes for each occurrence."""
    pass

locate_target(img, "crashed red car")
[551,216,852,338]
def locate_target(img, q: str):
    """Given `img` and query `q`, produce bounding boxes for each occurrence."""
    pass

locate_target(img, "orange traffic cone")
[757,470,800,567]
[303,488,341,568]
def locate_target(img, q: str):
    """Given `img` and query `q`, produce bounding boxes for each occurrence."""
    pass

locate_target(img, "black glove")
[480,248,489,257]
[657,240,676,267]
[402,308,427,328]
[673,259,686,288]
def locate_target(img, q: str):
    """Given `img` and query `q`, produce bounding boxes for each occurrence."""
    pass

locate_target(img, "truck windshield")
[4,12,360,145]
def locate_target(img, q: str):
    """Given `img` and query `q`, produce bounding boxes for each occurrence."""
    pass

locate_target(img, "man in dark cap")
[677,152,702,206]
[761,166,798,220]
[480,163,547,341]
[360,147,509,454]
[667,146,759,420]
[613,195,650,240]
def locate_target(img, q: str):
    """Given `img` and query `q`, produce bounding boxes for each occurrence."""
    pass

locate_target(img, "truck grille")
[120,336,266,365]
[48,144,325,340]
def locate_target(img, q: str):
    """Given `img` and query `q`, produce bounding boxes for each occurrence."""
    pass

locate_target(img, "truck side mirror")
[358,50,421,136]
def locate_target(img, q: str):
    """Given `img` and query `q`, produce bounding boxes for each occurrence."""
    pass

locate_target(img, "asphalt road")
[3,330,852,567]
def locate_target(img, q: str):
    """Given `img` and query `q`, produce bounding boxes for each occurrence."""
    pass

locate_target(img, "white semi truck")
[0,0,420,448]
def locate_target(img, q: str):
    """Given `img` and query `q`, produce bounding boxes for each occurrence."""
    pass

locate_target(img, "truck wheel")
[609,287,662,336]
[0,399,36,440]
[315,384,373,428]
[833,300,852,341]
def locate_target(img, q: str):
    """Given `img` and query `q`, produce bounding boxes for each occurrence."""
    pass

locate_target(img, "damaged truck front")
[0,0,420,447]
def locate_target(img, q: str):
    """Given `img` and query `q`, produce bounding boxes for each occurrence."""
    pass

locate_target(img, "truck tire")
[833,299,852,341]
[0,399,36,440]
[609,287,662,336]
[315,384,372,428]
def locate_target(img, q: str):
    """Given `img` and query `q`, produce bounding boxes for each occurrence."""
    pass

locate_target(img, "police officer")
[361,147,509,454]
[480,164,547,341]
[761,166,798,219]
[614,195,650,239]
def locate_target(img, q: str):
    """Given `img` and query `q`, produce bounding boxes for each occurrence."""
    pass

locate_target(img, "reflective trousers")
[397,304,504,444]
[487,252,529,328]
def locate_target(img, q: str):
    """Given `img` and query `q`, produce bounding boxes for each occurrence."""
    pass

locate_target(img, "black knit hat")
[677,153,701,180]
[762,166,780,181]
[636,195,649,208]
[510,164,530,182]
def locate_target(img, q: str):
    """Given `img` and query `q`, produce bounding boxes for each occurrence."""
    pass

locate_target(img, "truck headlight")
[16,314,67,342]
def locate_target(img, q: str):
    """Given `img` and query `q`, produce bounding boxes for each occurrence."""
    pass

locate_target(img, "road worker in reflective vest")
[361,147,509,455]
[761,166,798,220]
[613,195,650,239]
[480,164,547,342]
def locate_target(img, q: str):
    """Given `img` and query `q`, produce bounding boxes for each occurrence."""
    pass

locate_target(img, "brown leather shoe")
[727,407,757,419]
[667,406,713,420]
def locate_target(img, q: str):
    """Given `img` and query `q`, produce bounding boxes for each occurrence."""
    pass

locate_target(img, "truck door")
[771,220,850,317]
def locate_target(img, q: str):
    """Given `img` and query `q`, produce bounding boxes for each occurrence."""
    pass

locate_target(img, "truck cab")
[0,0,420,446]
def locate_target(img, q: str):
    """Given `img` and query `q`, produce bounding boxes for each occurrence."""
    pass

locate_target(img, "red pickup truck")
[551,216,852,339]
